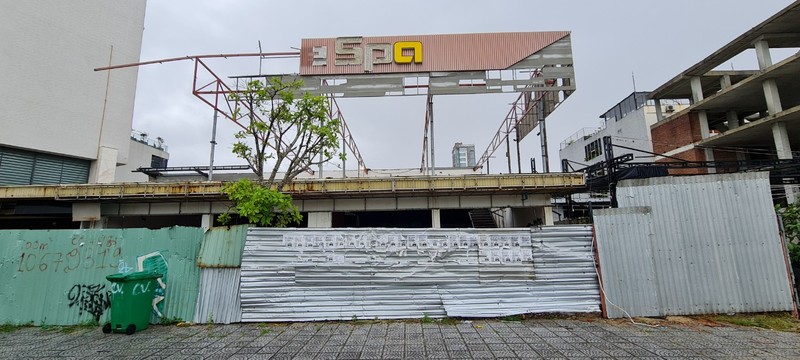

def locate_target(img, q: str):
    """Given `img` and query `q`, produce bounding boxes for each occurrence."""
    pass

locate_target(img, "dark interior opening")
[332,210,432,228]
[440,209,473,228]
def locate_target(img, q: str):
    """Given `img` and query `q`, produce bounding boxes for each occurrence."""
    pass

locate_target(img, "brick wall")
[651,112,703,155]
[657,148,707,175]
[713,149,743,174]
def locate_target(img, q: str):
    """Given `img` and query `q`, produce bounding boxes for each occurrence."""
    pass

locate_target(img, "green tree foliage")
[229,77,341,189]
[776,203,800,264]
[219,179,301,227]
[220,77,341,227]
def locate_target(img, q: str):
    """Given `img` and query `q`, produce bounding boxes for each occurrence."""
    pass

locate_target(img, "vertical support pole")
[429,95,435,175]
[506,131,512,174]
[208,109,218,181]
[515,127,522,174]
[538,96,550,173]
[603,136,616,208]
[318,152,323,179]
[341,131,347,178]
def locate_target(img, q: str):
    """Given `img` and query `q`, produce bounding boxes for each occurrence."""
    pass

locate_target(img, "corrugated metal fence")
[594,172,795,318]
[194,225,247,324]
[0,227,204,325]
[240,226,600,322]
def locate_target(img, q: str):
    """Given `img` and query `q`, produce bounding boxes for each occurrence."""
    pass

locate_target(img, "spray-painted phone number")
[17,236,121,273]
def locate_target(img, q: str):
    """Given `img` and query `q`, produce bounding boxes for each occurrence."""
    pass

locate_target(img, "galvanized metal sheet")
[0,227,204,325]
[240,226,599,322]
[197,225,248,268]
[593,207,660,318]
[594,172,794,318]
[194,268,241,324]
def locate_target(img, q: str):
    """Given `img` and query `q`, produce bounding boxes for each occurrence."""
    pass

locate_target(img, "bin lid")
[106,271,162,282]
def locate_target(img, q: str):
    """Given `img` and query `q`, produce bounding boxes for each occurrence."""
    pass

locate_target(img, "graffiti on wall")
[17,235,121,273]
[67,283,110,321]
[136,251,168,317]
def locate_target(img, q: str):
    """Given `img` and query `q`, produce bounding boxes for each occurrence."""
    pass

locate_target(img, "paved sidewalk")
[2,318,800,359]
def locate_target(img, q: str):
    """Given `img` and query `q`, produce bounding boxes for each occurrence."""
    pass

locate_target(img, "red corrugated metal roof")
[300,31,570,75]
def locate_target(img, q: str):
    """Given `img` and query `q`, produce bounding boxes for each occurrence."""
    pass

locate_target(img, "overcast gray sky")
[131,0,793,174]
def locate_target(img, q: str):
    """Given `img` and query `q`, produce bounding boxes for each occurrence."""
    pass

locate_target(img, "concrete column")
[308,212,333,228]
[720,74,732,89]
[691,76,712,140]
[773,122,793,160]
[755,39,782,115]
[543,206,554,226]
[74,203,104,228]
[201,214,214,230]
[763,79,783,115]
[705,148,716,174]
[654,98,664,120]
[89,146,118,183]
[690,76,704,102]
[431,209,441,229]
[754,39,773,70]
[698,111,711,139]
[727,111,740,130]
[772,122,797,203]
[80,219,107,229]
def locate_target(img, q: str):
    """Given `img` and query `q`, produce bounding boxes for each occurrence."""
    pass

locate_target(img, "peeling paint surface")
[240,226,599,322]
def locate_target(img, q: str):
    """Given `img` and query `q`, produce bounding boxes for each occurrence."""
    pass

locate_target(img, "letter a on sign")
[394,41,422,64]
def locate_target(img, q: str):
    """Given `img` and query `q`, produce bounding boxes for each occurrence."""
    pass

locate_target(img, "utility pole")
[208,109,218,181]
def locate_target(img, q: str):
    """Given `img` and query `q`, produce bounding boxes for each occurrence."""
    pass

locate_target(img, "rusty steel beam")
[419,92,433,174]
[324,80,368,175]
[93,52,299,71]
[474,71,557,172]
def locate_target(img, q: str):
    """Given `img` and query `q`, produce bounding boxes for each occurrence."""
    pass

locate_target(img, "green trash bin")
[103,271,162,335]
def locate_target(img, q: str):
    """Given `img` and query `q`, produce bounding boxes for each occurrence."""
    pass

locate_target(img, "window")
[151,155,168,169]
[584,139,603,161]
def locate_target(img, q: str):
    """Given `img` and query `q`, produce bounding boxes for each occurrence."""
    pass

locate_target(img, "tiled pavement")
[2,318,800,359]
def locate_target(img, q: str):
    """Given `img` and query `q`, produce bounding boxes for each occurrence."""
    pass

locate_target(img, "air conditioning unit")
[665,105,675,113]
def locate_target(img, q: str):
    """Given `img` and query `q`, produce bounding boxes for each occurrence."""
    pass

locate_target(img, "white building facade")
[0,1,148,185]
[556,92,688,221]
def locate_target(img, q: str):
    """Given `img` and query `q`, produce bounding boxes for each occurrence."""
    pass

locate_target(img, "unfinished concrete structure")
[649,2,800,202]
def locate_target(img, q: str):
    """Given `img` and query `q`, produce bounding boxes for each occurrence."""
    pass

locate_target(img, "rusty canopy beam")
[93,52,299,71]
[474,70,558,172]
[95,52,368,175]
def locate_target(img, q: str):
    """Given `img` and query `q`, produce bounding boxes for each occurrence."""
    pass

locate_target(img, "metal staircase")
[468,209,497,228]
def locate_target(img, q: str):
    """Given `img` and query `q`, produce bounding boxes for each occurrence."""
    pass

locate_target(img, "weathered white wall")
[559,104,690,168]
[0,1,147,175]
[115,139,169,182]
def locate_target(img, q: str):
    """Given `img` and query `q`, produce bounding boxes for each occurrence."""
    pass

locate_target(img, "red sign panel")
[300,31,569,75]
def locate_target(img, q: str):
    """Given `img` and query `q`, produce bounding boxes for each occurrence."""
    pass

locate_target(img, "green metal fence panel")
[196,225,248,268]
[0,226,204,325]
